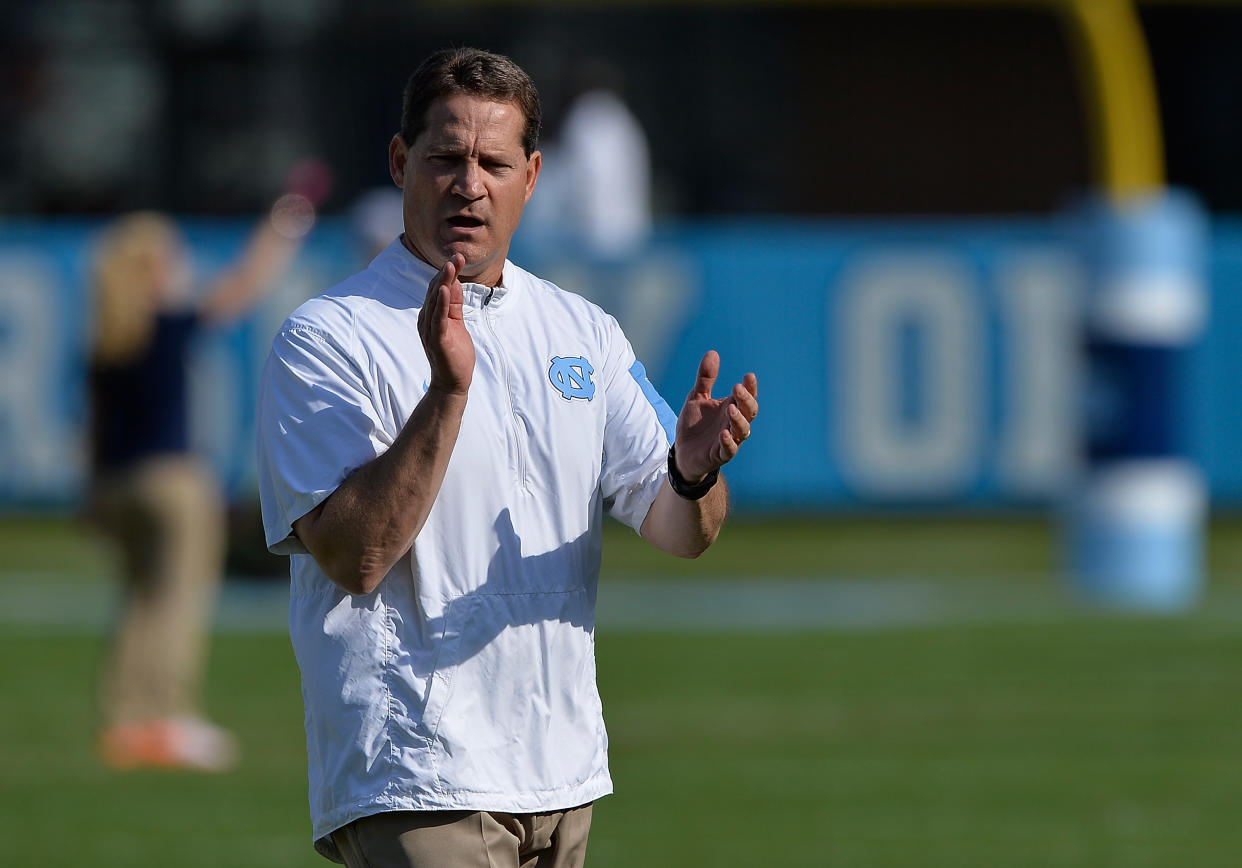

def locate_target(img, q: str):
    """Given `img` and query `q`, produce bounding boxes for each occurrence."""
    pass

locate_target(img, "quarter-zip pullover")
[257,239,676,859]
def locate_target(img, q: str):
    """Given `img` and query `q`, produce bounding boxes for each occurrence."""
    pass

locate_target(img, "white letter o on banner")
[835,253,980,498]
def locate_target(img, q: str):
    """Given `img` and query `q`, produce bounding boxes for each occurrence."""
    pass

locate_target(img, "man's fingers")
[431,254,465,291]
[692,350,721,398]
[732,381,758,422]
[743,372,758,399]
[445,253,465,286]
[445,255,468,320]
[439,257,460,309]
[729,401,751,436]
[423,264,446,317]
[425,255,467,323]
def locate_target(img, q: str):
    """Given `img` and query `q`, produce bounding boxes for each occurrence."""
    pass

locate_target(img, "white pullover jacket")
[256,240,676,858]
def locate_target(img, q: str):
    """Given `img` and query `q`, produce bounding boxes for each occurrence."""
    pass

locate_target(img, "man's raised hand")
[673,350,759,482]
[418,253,475,396]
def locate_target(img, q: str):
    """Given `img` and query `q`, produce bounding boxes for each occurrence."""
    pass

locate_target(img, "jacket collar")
[375,237,514,313]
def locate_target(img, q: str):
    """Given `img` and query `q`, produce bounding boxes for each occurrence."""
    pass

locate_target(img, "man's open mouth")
[447,216,484,229]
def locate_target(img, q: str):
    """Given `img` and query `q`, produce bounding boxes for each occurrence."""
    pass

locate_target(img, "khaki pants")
[92,455,225,726]
[330,805,594,868]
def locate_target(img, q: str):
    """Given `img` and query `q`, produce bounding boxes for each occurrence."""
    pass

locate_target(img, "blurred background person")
[526,58,652,259]
[348,186,406,262]
[87,179,321,772]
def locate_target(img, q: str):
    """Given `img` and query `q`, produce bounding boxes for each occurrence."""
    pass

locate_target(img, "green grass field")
[5,513,1242,866]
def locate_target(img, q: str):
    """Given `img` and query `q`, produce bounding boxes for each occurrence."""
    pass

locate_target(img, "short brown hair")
[400,47,541,156]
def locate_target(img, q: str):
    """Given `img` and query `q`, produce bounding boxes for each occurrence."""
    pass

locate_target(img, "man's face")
[390,93,540,286]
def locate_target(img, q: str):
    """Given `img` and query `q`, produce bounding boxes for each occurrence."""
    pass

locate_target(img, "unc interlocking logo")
[548,356,596,401]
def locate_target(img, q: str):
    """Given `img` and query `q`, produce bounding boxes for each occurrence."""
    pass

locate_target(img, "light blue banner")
[1,214,1236,511]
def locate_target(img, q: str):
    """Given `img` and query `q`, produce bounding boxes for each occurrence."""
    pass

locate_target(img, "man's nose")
[452,162,484,199]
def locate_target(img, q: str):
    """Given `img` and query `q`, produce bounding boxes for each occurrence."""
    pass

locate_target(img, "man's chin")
[406,235,491,275]
[442,245,496,281]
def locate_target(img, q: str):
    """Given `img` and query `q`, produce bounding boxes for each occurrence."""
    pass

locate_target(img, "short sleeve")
[256,325,391,555]
[599,322,677,532]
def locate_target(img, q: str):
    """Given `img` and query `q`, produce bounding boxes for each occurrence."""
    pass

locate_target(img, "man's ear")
[524,150,542,203]
[389,134,408,188]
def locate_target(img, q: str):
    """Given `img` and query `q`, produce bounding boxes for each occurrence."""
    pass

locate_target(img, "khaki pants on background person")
[90,455,237,770]
[330,805,594,868]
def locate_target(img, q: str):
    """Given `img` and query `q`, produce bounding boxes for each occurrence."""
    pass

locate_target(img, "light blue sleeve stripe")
[629,359,678,445]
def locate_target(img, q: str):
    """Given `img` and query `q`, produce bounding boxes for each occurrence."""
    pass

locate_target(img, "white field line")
[3,572,1241,635]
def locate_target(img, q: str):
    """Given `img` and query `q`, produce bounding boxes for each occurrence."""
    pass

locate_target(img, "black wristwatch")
[667,446,719,500]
